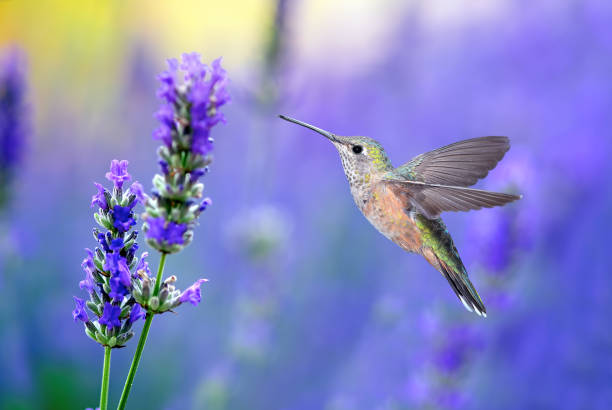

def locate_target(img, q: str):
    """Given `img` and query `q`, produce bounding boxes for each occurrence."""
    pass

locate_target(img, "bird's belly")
[359,186,422,252]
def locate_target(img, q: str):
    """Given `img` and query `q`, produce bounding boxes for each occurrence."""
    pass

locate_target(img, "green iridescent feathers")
[415,215,486,316]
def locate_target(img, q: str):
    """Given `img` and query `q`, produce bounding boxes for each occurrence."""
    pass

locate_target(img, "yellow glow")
[0,0,273,127]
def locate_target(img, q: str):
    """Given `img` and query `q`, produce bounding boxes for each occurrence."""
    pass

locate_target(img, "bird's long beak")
[278,115,340,143]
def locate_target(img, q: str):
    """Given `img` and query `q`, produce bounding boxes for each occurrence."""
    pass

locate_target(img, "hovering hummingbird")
[279,115,522,317]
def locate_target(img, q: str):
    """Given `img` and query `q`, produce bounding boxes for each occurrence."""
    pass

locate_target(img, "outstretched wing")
[384,178,522,220]
[396,136,510,187]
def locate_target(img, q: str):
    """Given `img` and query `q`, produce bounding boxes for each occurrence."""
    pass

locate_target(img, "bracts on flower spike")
[142,52,229,254]
[73,160,148,348]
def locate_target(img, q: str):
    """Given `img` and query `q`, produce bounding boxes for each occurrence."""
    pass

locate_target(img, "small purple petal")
[99,303,121,329]
[110,237,124,251]
[91,182,107,210]
[72,297,88,322]
[108,276,130,301]
[105,159,131,189]
[156,58,178,103]
[79,270,95,293]
[134,252,150,278]
[180,52,206,81]
[179,278,208,306]
[129,181,146,203]
[128,304,146,324]
[199,197,212,212]
[155,104,175,128]
[97,232,110,253]
[146,216,187,245]
[112,205,135,233]
[152,126,172,147]
[104,253,130,279]
[158,160,170,175]
[81,248,95,271]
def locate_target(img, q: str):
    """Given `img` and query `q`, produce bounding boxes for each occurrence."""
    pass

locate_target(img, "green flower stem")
[100,346,111,410]
[117,252,167,410]
[152,252,167,296]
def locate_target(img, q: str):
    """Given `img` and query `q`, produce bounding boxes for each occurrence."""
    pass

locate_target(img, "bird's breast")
[355,182,422,252]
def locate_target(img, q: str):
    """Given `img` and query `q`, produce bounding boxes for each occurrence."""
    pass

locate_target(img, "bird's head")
[279,115,392,181]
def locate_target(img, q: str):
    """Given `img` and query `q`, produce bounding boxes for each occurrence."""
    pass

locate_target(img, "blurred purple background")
[1,1,611,409]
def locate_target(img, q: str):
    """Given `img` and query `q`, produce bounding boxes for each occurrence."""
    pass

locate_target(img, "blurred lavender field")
[1,1,612,409]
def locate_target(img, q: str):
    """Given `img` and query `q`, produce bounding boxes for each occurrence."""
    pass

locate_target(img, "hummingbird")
[279,115,522,317]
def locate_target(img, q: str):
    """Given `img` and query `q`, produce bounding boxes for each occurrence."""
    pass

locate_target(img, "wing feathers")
[396,136,510,187]
[385,179,522,219]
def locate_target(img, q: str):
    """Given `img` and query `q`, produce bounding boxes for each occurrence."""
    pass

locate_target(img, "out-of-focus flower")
[226,205,292,263]
[466,152,537,274]
[405,318,484,409]
[129,181,145,203]
[0,47,28,208]
[142,53,230,254]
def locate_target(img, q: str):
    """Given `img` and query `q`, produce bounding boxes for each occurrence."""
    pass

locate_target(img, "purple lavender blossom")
[129,181,146,203]
[154,104,174,129]
[104,251,132,301]
[104,251,129,276]
[128,304,146,324]
[72,297,89,322]
[99,303,121,329]
[152,125,172,147]
[134,251,150,277]
[112,205,136,232]
[146,216,187,246]
[97,232,111,253]
[105,159,131,189]
[156,58,178,103]
[144,53,229,254]
[108,274,131,301]
[179,278,208,306]
[433,326,484,374]
[81,248,95,270]
[79,249,96,292]
[91,182,107,210]
[199,197,212,212]
[79,267,95,293]
[180,52,207,81]
[74,160,147,348]
[152,53,229,157]
[110,237,124,251]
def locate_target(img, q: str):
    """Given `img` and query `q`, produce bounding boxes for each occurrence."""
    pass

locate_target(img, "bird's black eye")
[352,145,363,154]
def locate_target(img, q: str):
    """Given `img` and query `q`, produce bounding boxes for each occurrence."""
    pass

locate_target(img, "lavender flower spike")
[0,47,28,208]
[143,53,230,254]
[72,160,146,349]
[115,54,228,410]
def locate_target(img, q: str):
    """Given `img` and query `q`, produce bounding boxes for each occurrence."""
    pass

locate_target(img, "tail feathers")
[437,257,487,317]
